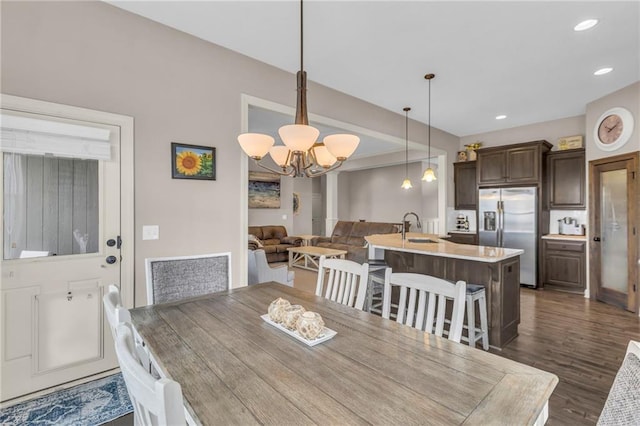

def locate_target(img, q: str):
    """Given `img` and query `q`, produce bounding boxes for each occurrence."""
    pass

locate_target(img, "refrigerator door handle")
[496,201,504,247]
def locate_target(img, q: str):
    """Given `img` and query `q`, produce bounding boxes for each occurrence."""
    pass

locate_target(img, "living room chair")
[114,324,186,426]
[247,249,294,286]
[145,253,231,305]
[315,256,369,310]
[382,270,466,343]
[598,340,640,425]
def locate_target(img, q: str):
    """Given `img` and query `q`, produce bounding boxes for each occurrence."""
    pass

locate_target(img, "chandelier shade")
[312,143,338,167]
[237,133,274,159]
[422,167,437,182]
[269,145,291,167]
[237,0,359,178]
[323,134,360,160]
[278,124,319,152]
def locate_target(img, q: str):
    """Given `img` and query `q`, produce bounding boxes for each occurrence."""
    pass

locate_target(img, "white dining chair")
[247,249,294,286]
[114,324,186,426]
[103,285,151,370]
[598,340,640,425]
[145,252,231,305]
[315,256,369,310]
[382,269,467,343]
[103,284,132,340]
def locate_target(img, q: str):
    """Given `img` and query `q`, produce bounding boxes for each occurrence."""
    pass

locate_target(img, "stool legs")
[466,294,476,349]
[465,289,489,351]
[478,293,489,350]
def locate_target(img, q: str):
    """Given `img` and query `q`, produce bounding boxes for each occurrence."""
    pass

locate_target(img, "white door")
[0,96,133,402]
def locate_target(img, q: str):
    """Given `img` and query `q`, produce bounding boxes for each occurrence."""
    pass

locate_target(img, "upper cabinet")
[453,161,477,209]
[476,140,552,186]
[546,148,586,209]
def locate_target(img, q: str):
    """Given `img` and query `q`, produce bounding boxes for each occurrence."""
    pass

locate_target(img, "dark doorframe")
[589,151,638,313]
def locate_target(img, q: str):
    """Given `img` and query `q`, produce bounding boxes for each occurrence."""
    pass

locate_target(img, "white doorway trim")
[0,94,135,308]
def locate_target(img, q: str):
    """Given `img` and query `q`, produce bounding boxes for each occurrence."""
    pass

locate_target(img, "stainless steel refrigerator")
[479,187,537,287]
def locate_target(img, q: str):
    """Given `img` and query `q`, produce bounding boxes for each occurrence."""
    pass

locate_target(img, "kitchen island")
[366,233,523,349]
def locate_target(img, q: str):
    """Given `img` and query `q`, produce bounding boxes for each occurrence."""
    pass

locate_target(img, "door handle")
[105,255,117,264]
[593,237,601,242]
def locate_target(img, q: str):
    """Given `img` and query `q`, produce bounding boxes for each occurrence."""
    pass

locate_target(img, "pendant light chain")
[427,77,431,161]
[405,107,409,176]
[300,0,304,72]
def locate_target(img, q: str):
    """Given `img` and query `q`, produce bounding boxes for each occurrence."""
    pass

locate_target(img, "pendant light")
[421,73,437,182]
[401,107,412,189]
[237,0,360,177]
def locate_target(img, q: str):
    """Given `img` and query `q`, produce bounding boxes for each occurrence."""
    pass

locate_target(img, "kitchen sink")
[406,238,439,244]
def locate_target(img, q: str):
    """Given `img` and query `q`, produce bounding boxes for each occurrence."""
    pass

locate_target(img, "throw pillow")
[248,234,264,248]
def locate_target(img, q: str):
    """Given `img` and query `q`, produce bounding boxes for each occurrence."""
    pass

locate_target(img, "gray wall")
[2,1,458,303]
[338,162,437,228]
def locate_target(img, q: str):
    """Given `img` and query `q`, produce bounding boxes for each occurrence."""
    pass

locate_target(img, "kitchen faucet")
[402,212,422,240]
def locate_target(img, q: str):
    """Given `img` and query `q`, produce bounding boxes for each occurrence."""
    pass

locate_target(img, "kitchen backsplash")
[549,210,587,234]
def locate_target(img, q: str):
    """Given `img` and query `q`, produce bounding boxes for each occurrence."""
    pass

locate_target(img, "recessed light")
[496,115,507,120]
[574,19,598,31]
[594,67,613,76]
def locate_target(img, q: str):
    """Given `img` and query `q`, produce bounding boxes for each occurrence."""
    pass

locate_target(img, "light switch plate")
[142,225,159,240]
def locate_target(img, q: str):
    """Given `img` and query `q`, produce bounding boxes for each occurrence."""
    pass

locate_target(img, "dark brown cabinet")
[542,239,585,292]
[546,148,586,209]
[476,141,551,186]
[448,232,478,245]
[453,161,477,209]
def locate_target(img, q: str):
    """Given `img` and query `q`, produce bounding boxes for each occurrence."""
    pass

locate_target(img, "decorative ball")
[296,311,325,340]
[282,305,306,330]
[268,298,291,323]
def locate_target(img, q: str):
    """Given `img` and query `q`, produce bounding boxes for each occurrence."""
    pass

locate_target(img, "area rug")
[0,373,133,426]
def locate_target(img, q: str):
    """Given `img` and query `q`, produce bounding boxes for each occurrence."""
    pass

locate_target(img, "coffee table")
[288,246,347,271]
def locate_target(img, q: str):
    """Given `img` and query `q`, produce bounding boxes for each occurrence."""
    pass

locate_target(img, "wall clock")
[593,107,635,151]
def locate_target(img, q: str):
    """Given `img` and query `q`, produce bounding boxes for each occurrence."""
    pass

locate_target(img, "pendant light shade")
[237,0,359,177]
[401,107,412,189]
[421,73,437,182]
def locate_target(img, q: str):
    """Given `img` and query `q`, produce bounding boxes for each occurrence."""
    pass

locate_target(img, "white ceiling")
[108,1,639,138]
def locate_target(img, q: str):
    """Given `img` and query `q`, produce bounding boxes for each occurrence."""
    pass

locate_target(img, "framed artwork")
[293,192,301,215]
[171,142,215,180]
[248,171,281,208]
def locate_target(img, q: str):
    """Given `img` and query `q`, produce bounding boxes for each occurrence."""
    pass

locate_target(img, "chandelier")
[401,107,412,189]
[237,0,360,177]
[421,73,437,182]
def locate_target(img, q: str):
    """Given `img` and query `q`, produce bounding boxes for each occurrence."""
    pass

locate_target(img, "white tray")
[260,314,336,347]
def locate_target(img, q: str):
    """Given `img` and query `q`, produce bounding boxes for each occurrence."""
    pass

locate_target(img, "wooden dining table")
[129,282,558,425]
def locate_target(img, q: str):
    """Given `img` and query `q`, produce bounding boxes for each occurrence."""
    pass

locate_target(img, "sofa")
[248,225,302,263]
[314,221,402,264]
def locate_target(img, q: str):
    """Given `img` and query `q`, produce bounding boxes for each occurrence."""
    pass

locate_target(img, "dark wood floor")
[492,288,640,425]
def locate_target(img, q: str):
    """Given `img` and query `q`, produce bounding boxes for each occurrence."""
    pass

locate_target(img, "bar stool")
[365,259,387,314]
[463,284,489,350]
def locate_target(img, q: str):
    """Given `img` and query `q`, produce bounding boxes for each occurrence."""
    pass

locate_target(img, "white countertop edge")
[541,234,587,241]
[368,243,523,263]
[448,230,478,234]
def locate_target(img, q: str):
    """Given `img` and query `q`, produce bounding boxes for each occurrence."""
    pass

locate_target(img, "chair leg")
[466,294,475,348]
[478,293,489,350]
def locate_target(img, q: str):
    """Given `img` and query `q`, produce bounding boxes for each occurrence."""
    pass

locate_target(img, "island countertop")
[366,232,523,263]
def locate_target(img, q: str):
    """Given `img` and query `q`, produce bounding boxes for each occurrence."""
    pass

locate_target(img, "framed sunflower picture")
[171,142,215,180]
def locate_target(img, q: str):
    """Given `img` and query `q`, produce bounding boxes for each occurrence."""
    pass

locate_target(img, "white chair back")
[145,252,231,305]
[115,324,185,426]
[247,249,294,286]
[315,256,369,310]
[382,270,466,343]
[103,284,131,340]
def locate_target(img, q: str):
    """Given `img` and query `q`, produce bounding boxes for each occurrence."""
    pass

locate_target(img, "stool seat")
[463,284,489,351]
[466,284,485,294]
